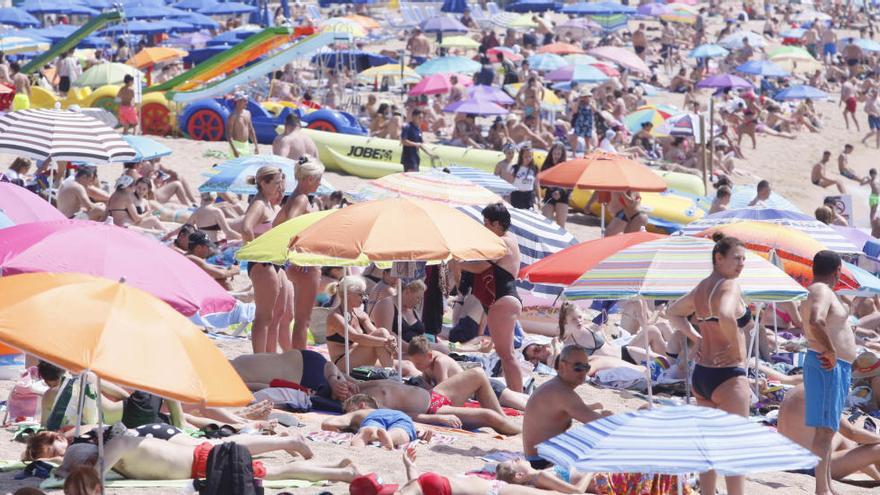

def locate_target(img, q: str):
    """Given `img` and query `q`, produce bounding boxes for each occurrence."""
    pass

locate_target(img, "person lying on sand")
[406,335,528,411]
[321,394,430,450]
[52,428,360,483]
[496,458,595,494]
[521,342,647,378]
[777,384,880,482]
[523,345,612,469]
[230,348,359,397]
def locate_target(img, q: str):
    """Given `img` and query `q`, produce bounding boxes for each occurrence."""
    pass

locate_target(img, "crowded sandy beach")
[2,0,880,494]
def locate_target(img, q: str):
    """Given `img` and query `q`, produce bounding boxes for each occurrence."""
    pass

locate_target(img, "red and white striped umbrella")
[0,108,136,163]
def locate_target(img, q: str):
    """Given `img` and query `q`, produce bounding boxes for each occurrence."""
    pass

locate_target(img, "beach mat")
[41,473,317,489]
[0,460,28,472]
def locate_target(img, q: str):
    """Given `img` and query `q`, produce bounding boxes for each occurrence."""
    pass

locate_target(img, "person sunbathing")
[323,362,520,435]
[521,342,648,378]
[186,193,243,243]
[53,430,360,484]
[777,384,880,482]
[107,175,165,232]
[406,336,528,410]
[185,230,240,290]
[496,458,594,494]
[321,394,429,450]
[230,348,359,400]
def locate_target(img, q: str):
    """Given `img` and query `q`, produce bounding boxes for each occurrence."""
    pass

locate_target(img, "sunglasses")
[563,360,590,372]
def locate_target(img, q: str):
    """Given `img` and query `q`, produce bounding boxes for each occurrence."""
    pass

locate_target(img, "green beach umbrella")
[74,63,142,88]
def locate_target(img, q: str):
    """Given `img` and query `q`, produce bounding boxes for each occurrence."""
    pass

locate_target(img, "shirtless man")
[56,166,106,220]
[185,230,239,290]
[867,169,880,220]
[507,116,548,149]
[821,23,838,65]
[272,113,317,160]
[117,74,137,135]
[385,107,403,140]
[55,432,359,483]
[778,385,880,483]
[799,250,859,495]
[747,179,771,206]
[841,78,860,131]
[227,92,258,158]
[406,28,431,66]
[516,76,544,120]
[837,144,861,182]
[11,62,30,111]
[861,89,880,149]
[523,345,610,469]
[448,75,464,104]
[326,362,520,435]
[632,24,647,59]
[405,336,528,410]
[811,151,846,194]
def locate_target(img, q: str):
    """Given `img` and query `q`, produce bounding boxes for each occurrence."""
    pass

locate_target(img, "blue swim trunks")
[804,350,851,432]
[361,409,417,441]
[823,42,837,56]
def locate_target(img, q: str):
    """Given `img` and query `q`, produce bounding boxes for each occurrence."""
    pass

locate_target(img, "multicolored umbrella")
[563,53,599,65]
[349,172,502,206]
[557,18,599,36]
[443,98,509,115]
[679,207,861,254]
[563,236,809,302]
[721,185,802,212]
[655,112,718,142]
[0,35,49,55]
[415,56,481,76]
[486,46,524,63]
[407,73,470,96]
[589,13,629,32]
[623,106,675,133]
[660,9,696,24]
[428,167,515,195]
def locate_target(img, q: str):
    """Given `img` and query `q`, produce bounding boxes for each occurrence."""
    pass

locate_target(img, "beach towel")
[461,400,522,417]
[306,429,457,446]
[253,387,311,412]
[40,473,317,490]
[593,473,694,495]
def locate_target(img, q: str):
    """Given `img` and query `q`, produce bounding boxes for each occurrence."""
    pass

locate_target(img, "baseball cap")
[115,175,135,189]
[188,230,217,251]
[349,473,398,495]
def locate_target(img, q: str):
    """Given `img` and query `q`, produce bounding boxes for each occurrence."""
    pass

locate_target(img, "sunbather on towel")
[496,458,594,494]
[321,395,430,450]
[231,349,360,399]
[323,363,520,435]
[52,428,360,483]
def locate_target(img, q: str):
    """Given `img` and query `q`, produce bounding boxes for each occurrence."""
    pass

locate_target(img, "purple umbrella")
[420,15,468,33]
[696,73,754,90]
[444,98,509,115]
[832,226,880,258]
[546,64,609,83]
[637,2,670,16]
[466,85,515,105]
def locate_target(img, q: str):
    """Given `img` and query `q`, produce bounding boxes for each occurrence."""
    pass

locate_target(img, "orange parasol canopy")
[537,42,585,55]
[0,273,253,406]
[127,47,188,69]
[537,151,668,192]
[289,198,507,262]
[345,14,381,30]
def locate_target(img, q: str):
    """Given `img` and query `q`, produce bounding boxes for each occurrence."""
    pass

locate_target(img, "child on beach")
[117,75,137,135]
[321,394,427,450]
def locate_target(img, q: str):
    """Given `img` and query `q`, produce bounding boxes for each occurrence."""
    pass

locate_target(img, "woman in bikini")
[604,190,647,236]
[456,203,524,392]
[273,158,326,350]
[324,276,399,374]
[186,192,242,243]
[241,166,286,354]
[667,234,751,495]
[370,279,428,344]
[540,141,570,228]
[107,175,164,231]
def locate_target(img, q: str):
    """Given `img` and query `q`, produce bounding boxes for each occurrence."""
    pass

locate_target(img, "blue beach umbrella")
[527,53,568,71]
[101,20,193,36]
[838,262,880,296]
[853,38,880,52]
[415,56,481,75]
[688,44,729,59]
[176,12,220,30]
[735,60,789,77]
[780,28,805,38]
[773,84,828,100]
[562,1,636,15]
[123,136,173,162]
[199,2,257,15]
[440,0,468,14]
[174,0,218,11]
[80,0,115,8]
[312,50,397,71]
[506,0,561,13]
[123,6,182,20]
[20,0,98,15]
[207,27,261,45]
[200,155,335,196]
[430,166,515,195]
[721,185,803,212]
[0,8,41,28]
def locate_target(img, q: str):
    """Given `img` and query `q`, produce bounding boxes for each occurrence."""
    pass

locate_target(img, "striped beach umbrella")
[0,109,136,164]
[563,236,808,302]
[349,172,502,206]
[431,167,515,195]
[721,185,802,212]
[200,155,334,196]
[679,208,861,254]
[537,405,818,476]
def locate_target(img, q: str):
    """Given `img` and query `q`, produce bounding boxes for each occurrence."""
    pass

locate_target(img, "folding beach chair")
[470,4,491,27]
[306,4,322,21]
[486,1,502,16]
[400,5,420,26]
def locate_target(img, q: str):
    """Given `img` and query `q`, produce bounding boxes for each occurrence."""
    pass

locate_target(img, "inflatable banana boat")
[570,188,708,233]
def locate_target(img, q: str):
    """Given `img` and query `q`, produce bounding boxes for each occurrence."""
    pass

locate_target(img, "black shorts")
[449,315,480,343]
[489,378,507,399]
[510,190,535,209]
[59,76,71,93]
[634,45,645,55]
[543,187,570,206]
[621,346,638,365]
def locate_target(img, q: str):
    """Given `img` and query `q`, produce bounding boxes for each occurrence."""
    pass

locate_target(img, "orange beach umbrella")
[127,47,188,69]
[0,273,253,407]
[538,42,585,55]
[538,152,668,192]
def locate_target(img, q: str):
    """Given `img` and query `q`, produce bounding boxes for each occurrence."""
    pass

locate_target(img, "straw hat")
[852,351,880,379]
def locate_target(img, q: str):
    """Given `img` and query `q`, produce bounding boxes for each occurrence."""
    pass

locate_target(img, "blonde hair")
[403,279,427,293]
[295,158,325,181]
[326,275,367,297]
[245,166,284,191]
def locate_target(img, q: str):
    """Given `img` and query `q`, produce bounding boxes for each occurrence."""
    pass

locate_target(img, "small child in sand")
[320,394,429,450]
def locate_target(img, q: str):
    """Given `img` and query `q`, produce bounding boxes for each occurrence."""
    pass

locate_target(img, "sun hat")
[853,351,880,379]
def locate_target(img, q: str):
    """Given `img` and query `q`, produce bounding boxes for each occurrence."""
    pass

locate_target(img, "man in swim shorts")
[322,394,421,449]
[867,168,880,219]
[837,144,861,182]
[800,250,858,495]
[117,74,138,135]
[227,91,259,157]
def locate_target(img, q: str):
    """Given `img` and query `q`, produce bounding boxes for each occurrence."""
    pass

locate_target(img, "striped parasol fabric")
[429,167,515,195]
[679,207,860,254]
[537,405,818,476]
[721,185,803,212]
[349,172,502,206]
[0,109,136,163]
[563,236,807,302]
[458,205,578,301]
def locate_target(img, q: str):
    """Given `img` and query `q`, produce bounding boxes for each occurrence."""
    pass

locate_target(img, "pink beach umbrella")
[408,73,473,96]
[0,220,236,317]
[588,46,651,74]
[0,182,65,226]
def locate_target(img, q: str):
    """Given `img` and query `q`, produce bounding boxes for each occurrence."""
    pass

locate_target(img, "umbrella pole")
[677,474,683,495]
[683,332,690,405]
[600,203,606,238]
[96,373,106,495]
[745,303,763,407]
[397,277,404,380]
[642,298,654,409]
[772,301,779,353]
[344,267,351,375]
[74,371,88,437]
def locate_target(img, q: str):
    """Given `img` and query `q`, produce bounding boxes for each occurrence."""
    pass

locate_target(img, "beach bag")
[46,375,97,431]
[6,367,43,422]
[350,366,398,381]
[197,442,263,495]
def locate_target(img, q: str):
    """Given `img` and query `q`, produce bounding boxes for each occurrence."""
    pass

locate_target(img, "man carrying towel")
[228,91,259,158]
[800,250,858,495]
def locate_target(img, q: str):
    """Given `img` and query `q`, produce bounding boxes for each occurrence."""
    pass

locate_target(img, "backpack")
[196,442,263,495]
[5,367,43,423]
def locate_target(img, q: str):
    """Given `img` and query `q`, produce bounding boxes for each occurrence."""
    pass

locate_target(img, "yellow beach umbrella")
[127,47,188,69]
[345,14,381,30]
[440,35,481,49]
[508,14,539,28]
[320,18,367,37]
[0,273,253,407]
[357,64,422,83]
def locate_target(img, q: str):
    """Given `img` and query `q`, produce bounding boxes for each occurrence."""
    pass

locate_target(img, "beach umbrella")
[660,9,696,24]
[853,38,880,52]
[199,1,256,15]
[407,73,470,96]
[679,207,860,254]
[527,53,568,71]
[350,172,502,206]
[0,109,136,164]
[0,273,252,407]
[837,262,880,296]
[166,31,213,49]
[440,35,480,49]
[345,14,381,30]
[719,184,801,212]
[0,183,65,227]
[176,11,220,29]
[466,85,515,105]
[429,167,515,195]
[768,45,814,61]
[563,53,599,65]
[312,50,397,71]
[123,135,173,162]
[538,152,668,192]
[420,15,468,33]
[688,44,729,58]
[773,85,828,101]
[538,42,584,55]
[443,98,509,115]
[440,0,468,13]
[655,112,717,142]
[320,18,368,38]
[73,62,142,88]
[832,226,880,260]
[780,28,806,39]
[537,405,817,478]
[0,7,40,28]
[127,47,188,69]
[562,236,809,302]
[174,0,217,10]
[637,2,670,16]
[794,10,831,22]
[562,1,636,15]
[485,46,524,63]
[200,155,334,196]
[720,30,766,49]
[588,46,650,73]
[0,35,49,55]
[520,232,666,286]
[123,5,182,19]
[79,0,114,8]
[358,64,422,84]
[734,60,789,77]
[0,220,237,317]
[545,64,609,83]
[557,17,599,35]
[20,0,97,15]
[416,55,483,76]
[509,14,542,29]
[623,106,674,133]
[771,57,823,74]
[506,0,560,13]
[589,13,629,32]
[696,73,753,90]
[101,19,193,36]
